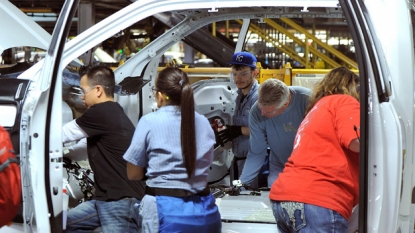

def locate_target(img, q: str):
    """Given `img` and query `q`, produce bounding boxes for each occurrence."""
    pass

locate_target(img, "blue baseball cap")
[228,52,257,68]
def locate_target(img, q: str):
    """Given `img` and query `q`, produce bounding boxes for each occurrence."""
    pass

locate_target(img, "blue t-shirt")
[123,105,215,193]
[240,86,311,187]
[232,80,259,158]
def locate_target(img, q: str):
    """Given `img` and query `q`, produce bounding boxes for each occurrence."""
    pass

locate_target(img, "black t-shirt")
[76,101,145,201]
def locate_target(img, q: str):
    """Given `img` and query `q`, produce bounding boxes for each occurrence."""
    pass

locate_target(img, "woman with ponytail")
[123,67,221,233]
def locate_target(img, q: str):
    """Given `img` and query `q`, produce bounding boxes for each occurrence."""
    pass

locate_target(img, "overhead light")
[25,13,78,22]
[20,7,52,13]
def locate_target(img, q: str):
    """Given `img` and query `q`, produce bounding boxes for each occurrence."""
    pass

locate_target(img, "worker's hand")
[231,179,247,193]
[214,129,225,148]
[218,125,242,144]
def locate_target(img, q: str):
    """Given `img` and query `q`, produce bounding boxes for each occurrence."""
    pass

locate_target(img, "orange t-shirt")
[269,94,360,220]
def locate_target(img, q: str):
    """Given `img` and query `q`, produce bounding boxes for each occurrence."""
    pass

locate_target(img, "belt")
[145,186,210,197]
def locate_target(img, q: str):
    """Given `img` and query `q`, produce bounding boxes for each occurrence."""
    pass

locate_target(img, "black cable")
[354,125,360,140]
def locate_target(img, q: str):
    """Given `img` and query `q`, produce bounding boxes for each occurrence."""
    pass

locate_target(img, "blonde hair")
[305,67,359,116]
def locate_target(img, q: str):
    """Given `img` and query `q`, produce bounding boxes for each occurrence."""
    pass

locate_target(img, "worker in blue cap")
[217,51,261,188]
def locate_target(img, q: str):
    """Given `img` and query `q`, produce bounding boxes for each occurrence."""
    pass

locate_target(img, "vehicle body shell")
[0,0,414,232]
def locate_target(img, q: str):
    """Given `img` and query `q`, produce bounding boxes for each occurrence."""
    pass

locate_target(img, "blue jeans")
[270,200,348,233]
[64,198,140,233]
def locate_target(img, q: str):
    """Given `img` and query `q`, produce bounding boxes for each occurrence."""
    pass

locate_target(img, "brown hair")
[305,67,360,116]
[156,67,196,178]
[231,64,256,71]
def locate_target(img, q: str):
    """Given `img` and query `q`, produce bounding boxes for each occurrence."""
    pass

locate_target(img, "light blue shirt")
[232,80,259,158]
[123,105,215,193]
[240,86,311,187]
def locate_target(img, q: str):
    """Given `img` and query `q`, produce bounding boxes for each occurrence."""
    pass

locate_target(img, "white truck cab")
[0,0,414,232]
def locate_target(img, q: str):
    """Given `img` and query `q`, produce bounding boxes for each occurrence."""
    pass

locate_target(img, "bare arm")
[126,162,145,180]
[241,126,250,136]
[349,138,360,153]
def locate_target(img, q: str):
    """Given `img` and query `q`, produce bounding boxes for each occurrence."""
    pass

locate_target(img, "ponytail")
[156,67,196,178]
[180,82,196,178]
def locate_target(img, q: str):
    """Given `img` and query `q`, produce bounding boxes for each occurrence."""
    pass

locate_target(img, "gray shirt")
[232,80,259,158]
[123,105,215,193]
[240,86,311,187]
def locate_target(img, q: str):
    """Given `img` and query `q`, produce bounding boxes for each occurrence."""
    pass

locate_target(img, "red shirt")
[269,94,360,219]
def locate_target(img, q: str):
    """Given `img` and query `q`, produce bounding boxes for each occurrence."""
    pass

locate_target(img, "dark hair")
[156,67,196,178]
[79,63,115,98]
[231,64,255,71]
[305,66,360,116]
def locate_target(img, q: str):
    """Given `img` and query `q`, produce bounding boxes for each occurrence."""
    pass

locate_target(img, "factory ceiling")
[8,0,351,38]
